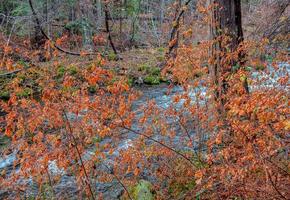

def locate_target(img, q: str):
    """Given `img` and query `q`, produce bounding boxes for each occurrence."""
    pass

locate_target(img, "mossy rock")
[128,180,155,200]
[150,67,160,76]
[144,75,160,85]
[138,64,160,75]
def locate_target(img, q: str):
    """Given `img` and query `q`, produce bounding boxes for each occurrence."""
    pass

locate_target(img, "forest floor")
[0,47,167,97]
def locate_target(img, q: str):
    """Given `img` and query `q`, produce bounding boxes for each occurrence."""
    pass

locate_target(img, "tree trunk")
[30,3,47,62]
[78,0,93,52]
[210,0,244,113]
[104,3,118,57]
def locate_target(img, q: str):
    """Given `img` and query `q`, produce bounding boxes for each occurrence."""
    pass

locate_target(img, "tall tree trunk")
[31,2,47,62]
[160,0,165,25]
[210,0,244,113]
[45,0,52,59]
[78,0,93,52]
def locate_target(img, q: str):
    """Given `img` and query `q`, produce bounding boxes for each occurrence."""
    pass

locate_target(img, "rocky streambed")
[1,62,288,199]
[0,84,193,199]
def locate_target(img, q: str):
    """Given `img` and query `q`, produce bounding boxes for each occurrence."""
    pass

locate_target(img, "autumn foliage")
[0,0,289,199]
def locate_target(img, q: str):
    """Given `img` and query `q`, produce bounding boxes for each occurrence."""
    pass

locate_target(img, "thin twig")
[62,110,96,200]
[45,167,56,199]
[101,164,133,200]
[121,125,195,167]
[0,69,23,77]
[103,3,119,58]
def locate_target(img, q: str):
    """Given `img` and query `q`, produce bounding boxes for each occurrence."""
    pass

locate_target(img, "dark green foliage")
[88,85,97,94]
[0,135,10,150]
[168,179,196,197]
[65,20,84,35]
[0,90,10,101]
[107,51,118,61]
[57,66,66,78]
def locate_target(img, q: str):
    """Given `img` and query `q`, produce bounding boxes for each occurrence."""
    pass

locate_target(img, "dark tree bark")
[210,0,245,113]
[31,2,47,62]
[213,0,243,50]
[104,3,119,57]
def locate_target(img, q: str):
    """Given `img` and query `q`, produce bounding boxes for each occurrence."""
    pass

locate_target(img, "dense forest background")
[0,0,289,199]
[0,0,288,61]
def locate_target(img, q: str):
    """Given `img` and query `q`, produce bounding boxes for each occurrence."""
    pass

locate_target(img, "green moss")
[156,55,165,62]
[168,179,196,196]
[88,85,97,94]
[144,75,160,85]
[245,66,252,71]
[16,88,32,98]
[137,64,163,85]
[138,63,160,74]
[40,182,55,199]
[17,73,27,82]
[138,63,150,72]
[92,136,102,144]
[194,71,204,78]
[157,47,165,53]
[57,65,66,78]
[129,180,154,200]
[150,67,160,76]
[232,65,240,72]
[0,90,10,101]
[128,77,134,86]
[265,54,274,63]
[61,86,78,93]
[17,60,29,68]
[68,66,78,76]
[108,51,117,61]
[255,65,266,71]
[0,135,10,150]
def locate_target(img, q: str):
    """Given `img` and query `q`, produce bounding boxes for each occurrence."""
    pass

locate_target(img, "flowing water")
[0,84,187,199]
[1,62,288,198]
